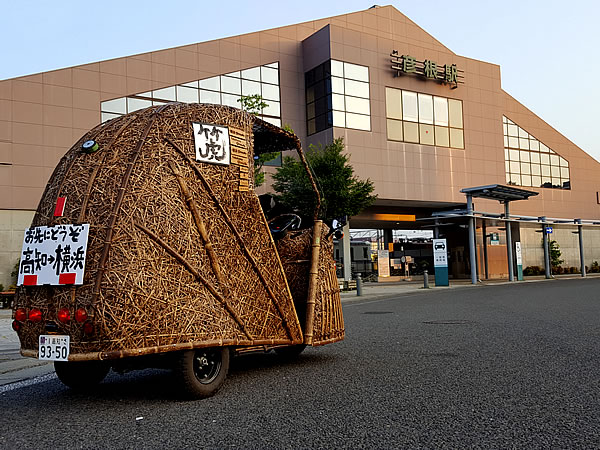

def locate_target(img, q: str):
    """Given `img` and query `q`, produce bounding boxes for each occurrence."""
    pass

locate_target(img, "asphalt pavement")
[0,276,599,448]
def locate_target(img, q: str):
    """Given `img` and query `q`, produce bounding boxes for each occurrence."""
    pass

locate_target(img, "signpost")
[377,250,390,278]
[490,232,500,246]
[515,241,523,281]
[433,238,449,286]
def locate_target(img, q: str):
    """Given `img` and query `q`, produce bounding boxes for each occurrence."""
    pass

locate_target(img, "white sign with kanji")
[193,122,230,166]
[18,224,90,286]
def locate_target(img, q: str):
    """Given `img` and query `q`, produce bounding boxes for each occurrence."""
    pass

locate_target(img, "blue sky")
[3,0,599,162]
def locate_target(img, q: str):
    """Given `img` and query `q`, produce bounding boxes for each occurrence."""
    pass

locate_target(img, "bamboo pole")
[304,220,323,345]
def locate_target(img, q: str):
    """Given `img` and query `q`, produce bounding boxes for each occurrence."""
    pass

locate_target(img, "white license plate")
[39,335,70,361]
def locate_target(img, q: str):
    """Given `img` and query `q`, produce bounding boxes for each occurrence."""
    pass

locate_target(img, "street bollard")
[423,270,429,289]
[356,274,362,296]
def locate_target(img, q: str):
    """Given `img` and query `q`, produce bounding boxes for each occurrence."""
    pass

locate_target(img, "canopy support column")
[505,201,514,282]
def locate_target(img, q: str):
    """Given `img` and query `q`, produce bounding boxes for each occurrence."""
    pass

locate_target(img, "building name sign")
[390,50,464,89]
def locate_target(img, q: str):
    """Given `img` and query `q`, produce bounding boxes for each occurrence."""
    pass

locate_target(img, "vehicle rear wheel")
[175,347,230,399]
[54,360,110,390]
[274,344,307,359]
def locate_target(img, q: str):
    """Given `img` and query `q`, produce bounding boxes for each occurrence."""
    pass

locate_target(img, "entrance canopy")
[460,184,538,203]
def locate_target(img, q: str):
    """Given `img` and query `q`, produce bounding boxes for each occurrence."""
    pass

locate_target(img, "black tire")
[175,347,230,399]
[54,360,110,390]
[274,344,307,359]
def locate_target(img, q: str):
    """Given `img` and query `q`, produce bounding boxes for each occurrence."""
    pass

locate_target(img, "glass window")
[181,81,198,88]
[345,113,370,131]
[220,76,241,94]
[510,161,520,173]
[530,152,540,164]
[101,98,126,114]
[332,93,345,111]
[541,165,551,176]
[241,67,261,81]
[519,138,529,150]
[448,99,463,128]
[531,175,542,187]
[521,162,531,175]
[127,97,152,112]
[225,71,240,78]
[344,79,369,98]
[550,154,559,166]
[265,62,278,69]
[559,157,568,167]
[387,119,403,141]
[333,110,345,128]
[449,128,464,149]
[101,112,121,123]
[519,151,530,162]
[504,135,509,147]
[403,121,419,143]
[508,136,519,148]
[509,149,519,161]
[419,124,434,145]
[261,66,279,85]
[521,175,532,187]
[385,88,402,120]
[261,83,279,101]
[152,86,176,101]
[518,128,528,139]
[262,116,281,127]
[531,164,541,176]
[435,126,449,147]
[551,166,560,177]
[199,76,220,91]
[434,97,448,126]
[307,119,316,135]
[263,100,280,117]
[331,60,344,77]
[345,96,370,115]
[560,167,569,178]
[306,102,315,120]
[511,174,521,185]
[221,93,240,108]
[507,123,518,137]
[331,77,344,94]
[530,139,539,151]
[176,86,199,103]
[200,90,220,104]
[402,91,418,122]
[343,62,369,82]
[418,94,433,125]
[242,79,261,96]
[540,153,550,165]
[539,143,550,153]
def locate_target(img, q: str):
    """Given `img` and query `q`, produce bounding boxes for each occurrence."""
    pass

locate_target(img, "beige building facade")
[1,5,600,286]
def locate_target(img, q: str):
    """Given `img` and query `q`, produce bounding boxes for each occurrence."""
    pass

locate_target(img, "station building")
[1,5,600,286]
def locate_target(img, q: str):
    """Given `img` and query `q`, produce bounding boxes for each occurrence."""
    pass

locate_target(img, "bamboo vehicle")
[12,103,344,398]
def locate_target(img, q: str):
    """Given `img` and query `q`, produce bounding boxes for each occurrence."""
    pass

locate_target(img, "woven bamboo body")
[13,103,345,360]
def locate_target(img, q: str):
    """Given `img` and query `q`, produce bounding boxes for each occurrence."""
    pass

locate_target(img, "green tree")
[237,94,280,187]
[548,239,563,272]
[272,137,377,224]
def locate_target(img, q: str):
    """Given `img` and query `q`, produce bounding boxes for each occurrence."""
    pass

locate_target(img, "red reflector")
[23,275,38,286]
[59,273,76,285]
[15,308,27,322]
[75,308,88,323]
[12,321,21,332]
[58,308,71,323]
[83,321,94,335]
[28,308,42,323]
[54,196,67,217]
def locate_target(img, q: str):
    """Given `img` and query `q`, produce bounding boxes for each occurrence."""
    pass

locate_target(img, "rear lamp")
[57,308,71,324]
[12,321,21,332]
[14,308,27,322]
[75,308,88,323]
[28,308,42,323]
[83,321,94,335]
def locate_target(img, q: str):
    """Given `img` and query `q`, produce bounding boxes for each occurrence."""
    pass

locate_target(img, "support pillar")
[467,194,477,284]
[541,217,551,279]
[482,219,489,280]
[505,201,514,282]
[342,223,351,282]
[577,219,586,277]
